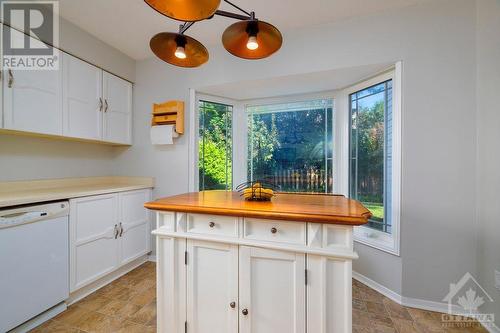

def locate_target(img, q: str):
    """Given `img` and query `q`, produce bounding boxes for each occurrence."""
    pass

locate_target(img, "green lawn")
[363,203,384,220]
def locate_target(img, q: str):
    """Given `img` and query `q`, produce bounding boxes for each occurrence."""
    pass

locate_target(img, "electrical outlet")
[495,270,500,291]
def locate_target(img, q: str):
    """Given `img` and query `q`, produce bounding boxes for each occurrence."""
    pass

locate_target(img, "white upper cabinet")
[62,54,102,140]
[0,28,132,145]
[239,246,306,333]
[102,72,132,144]
[2,29,62,135]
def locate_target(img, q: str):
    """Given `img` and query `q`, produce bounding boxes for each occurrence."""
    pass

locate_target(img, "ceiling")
[59,0,430,60]
[198,63,392,100]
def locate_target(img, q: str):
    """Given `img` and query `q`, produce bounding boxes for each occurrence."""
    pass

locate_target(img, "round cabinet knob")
[209,222,215,228]
[242,308,249,316]
[271,227,277,234]
[230,302,236,308]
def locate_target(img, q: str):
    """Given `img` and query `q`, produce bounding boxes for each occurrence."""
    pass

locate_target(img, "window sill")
[354,225,400,256]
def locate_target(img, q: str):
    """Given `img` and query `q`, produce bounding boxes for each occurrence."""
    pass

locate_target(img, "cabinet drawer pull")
[99,97,103,111]
[242,308,248,315]
[104,99,108,112]
[230,302,236,309]
[209,221,215,228]
[271,227,277,234]
[119,222,123,237]
[114,224,118,239]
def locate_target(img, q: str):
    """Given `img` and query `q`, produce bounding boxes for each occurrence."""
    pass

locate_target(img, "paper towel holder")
[151,100,184,135]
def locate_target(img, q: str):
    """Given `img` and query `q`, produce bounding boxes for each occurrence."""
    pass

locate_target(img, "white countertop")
[0,176,154,208]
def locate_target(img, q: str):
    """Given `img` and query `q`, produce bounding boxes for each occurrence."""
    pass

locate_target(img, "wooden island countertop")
[145,191,371,225]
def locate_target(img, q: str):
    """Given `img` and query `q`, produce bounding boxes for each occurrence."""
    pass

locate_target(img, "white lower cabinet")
[157,215,354,333]
[70,189,151,292]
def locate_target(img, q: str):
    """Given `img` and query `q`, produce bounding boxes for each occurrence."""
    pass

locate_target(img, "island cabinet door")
[239,246,306,333]
[186,240,238,333]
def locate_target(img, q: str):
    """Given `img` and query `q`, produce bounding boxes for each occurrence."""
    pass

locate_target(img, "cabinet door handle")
[104,99,108,112]
[209,221,215,228]
[242,308,248,316]
[119,222,123,237]
[271,227,277,234]
[8,69,13,88]
[229,302,236,309]
[99,97,103,111]
[114,224,118,239]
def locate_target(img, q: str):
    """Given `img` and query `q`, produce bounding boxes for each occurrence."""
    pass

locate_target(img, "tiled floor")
[30,261,156,333]
[352,279,488,333]
[31,262,488,333]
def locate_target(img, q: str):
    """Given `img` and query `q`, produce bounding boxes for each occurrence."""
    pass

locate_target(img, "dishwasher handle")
[0,211,49,228]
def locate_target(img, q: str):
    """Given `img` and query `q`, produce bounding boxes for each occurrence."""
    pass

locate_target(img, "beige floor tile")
[75,293,112,312]
[97,299,142,318]
[392,318,422,333]
[383,298,413,321]
[354,309,373,327]
[361,288,386,304]
[128,300,157,325]
[129,287,156,307]
[367,300,389,316]
[53,305,90,327]
[353,298,368,311]
[407,307,444,322]
[72,310,109,332]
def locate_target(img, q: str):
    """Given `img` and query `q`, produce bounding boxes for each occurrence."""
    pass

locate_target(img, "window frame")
[190,93,240,191]
[338,63,402,256]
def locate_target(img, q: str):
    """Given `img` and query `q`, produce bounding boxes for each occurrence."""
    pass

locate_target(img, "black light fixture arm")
[179,21,195,34]
[214,0,256,21]
[223,0,251,17]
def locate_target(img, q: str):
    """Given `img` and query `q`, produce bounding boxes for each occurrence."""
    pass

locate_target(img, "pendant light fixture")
[145,0,221,22]
[150,29,209,68]
[145,0,283,68]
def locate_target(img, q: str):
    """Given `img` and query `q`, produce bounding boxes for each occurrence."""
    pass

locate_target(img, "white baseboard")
[352,271,402,304]
[353,270,499,333]
[148,254,157,262]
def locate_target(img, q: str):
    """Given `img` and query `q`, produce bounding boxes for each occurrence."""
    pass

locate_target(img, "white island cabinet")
[146,191,371,333]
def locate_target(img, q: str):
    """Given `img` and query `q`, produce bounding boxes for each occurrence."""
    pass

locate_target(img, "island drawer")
[243,218,306,245]
[186,213,238,237]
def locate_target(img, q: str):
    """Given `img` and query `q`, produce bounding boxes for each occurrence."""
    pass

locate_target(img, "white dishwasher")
[0,201,69,332]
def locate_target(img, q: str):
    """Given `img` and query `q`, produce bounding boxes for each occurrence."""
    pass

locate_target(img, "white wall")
[59,16,135,82]
[0,17,135,182]
[476,0,500,327]
[116,0,478,303]
[0,134,118,181]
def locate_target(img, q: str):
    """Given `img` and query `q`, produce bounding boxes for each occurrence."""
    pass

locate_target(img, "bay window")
[194,63,401,255]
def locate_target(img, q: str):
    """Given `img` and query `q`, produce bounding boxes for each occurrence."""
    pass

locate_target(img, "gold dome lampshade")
[222,20,282,60]
[150,32,209,68]
[144,0,221,22]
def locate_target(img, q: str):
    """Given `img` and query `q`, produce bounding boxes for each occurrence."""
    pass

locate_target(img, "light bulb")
[246,35,259,50]
[174,45,186,59]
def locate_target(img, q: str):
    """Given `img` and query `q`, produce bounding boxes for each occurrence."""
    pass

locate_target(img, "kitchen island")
[145,191,370,333]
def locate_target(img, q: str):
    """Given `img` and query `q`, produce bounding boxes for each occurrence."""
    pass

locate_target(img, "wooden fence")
[269,168,333,193]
